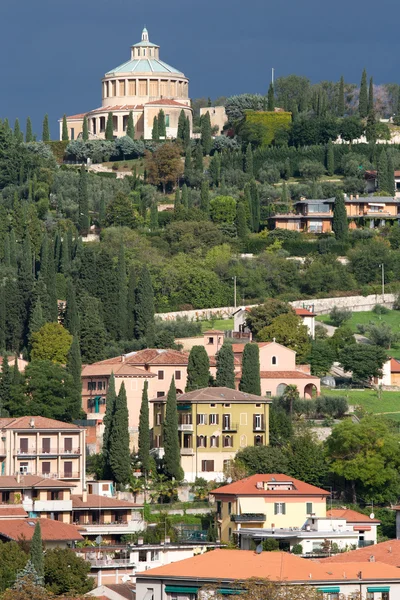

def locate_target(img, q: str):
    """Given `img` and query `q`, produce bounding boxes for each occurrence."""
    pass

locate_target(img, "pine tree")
[158,110,166,138]
[126,111,135,140]
[327,140,334,176]
[65,279,79,335]
[105,112,114,141]
[138,380,150,473]
[150,201,159,229]
[186,346,210,391]
[368,77,374,115]
[378,150,389,193]
[127,267,136,339]
[42,114,50,141]
[14,119,23,143]
[338,76,345,117]
[239,343,261,395]
[62,115,69,141]
[387,152,396,197]
[117,243,128,340]
[78,164,89,232]
[152,116,159,141]
[181,184,188,209]
[195,144,203,172]
[215,344,235,388]
[66,336,82,419]
[332,192,348,241]
[82,116,89,141]
[236,202,249,239]
[245,143,253,175]
[134,266,155,345]
[25,117,33,142]
[164,378,184,480]
[102,372,117,476]
[109,382,131,485]
[200,179,209,215]
[267,82,275,111]
[30,522,44,580]
[200,111,212,155]
[359,68,368,118]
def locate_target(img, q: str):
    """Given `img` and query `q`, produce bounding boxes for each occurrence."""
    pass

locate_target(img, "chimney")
[82,489,88,503]
[29,418,35,429]
[121,355,125,363]
[369,555,375,562]
[350,195,353,201]
[356,194,359,200]
[358,571,363,580]
[16,472,21,484]
[389,546,392,553]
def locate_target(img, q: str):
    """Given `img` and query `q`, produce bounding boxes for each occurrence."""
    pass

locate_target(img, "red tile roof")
[151,387,267,403]
[0,417,81,430]
[326,509,380,524]
[232,342,271,354]
[87,105,144,114]
[138,549,400,582]
[65,113,86,120]
[320,540,400,567]
[0,518,83,542]
[390,358,400,373]
[0,475,75,489]
[81,363,153,378]
[72,494,141,509]
[87,349,189,370]
[294,308,317,317]
[259,371,320,380]
[211,474,330,497]
[203,330,225,335]
[102,583,136,599]
[145,99,191,108]
[0,507,28,517]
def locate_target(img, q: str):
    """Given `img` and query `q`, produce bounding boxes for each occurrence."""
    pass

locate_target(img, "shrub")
[373,303,389,315]
[316,396,348,418]
[329,306,352,327]
[112,162,119,171]
[242,110,292,146]
[292,544,303,555]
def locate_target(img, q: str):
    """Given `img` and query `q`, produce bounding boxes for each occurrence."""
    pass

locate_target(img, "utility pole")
[271,67,275,85]
[379,263,385,297]
[233,276,237,309]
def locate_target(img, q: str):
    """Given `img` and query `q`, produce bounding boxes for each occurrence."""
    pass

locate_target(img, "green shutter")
[317,588,340,593]
[218,589,242,595]
[165,586,199,594]
[367,588,390,593]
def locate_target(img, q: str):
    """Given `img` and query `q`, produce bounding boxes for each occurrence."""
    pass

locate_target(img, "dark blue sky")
[0,0,398,138]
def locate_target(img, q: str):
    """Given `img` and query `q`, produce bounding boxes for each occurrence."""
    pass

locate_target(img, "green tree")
[246,300,292,337]
[105,112,114,141]
[339,343,387,382]
[152,116,159,141]
[326,139,334,176]
[0,353,12,415]
[194,143,204,172]
[329,325,356,356]
[215,344,235,388]
[134,266,155,345]
[209,151,221,187]
[30,522,44,581]
[368,76,374,115]
[287,431,327,487]
[200,179,210,215]
[332,192,348,241]
[210,195,236,224]
[138,380,150,473]
[0,540,28,592]
[42,114,50,141]
[236,202,249,239]
[245,143,253,175]
[338,75,345,117]
[66,336,82,419]
[177,109,186,142]
[109,382,131,485]
[236,445,289,475]
[31,323,72,364]
[13,119,22,143]
[150,200,159,229]
[102,372,116,478]
[78,164,89,232]
[25,117,33,143]
[105,191,139,229]
[258,312,311,362]
[164,378,184,480]
[308,340,336,376]
[239,343,261,395]
[186,345,210,391]
[387,151,395,196]
[64,279,79,336]
[181,183,188,209]
[82,115,88,141]
[79,294,106,363]
[200,111,212,155]
[267,82,275,111]
[126,111,135,140]
[359,68,368,118]
[44,547,93,595]
[158,109,166,138]
[117,243,128,340]
[61,115,69,141]
[127,266,136,339]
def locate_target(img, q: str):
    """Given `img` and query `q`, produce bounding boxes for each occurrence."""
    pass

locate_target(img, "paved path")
[320,323,370,344]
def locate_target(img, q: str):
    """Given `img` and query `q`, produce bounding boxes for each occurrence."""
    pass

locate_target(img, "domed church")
[60,27,192,141]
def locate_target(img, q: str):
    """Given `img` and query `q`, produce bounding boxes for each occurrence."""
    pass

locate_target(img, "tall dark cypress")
[127,266,136,340]
[0,352,12,416]
[25,117,33,143]
[368,77,374,115]
[338,76,345,117]
[152,116,159,141]
[267,82,275,111]
[177,109,186,142]
[117,243,128,340]
[18,231,35,346]
[9,229,17,269]
[126,111,135,140]
[3,233,10,267]
[245,143,254,175]
[42,114,50,141]
[332,192,348,241]
[79,294,106,363]
[102,373,117,477]
[78,164,89,232]
[138,380,150,473]
[105,112,114,141]
[62,115,69,141]
[0,287,5,353]
[387,152,396,197]
[200,180,210,215]
[65,279,80,336]
[239,343,261,395]
[164,378,184,480]
[359,68,368,118]
[250,180,260,232]
[215,344,235,389]
[158,109,166,138]
[82,116,89,142]
[66,336,82,419]
[109,382,131,485]
[134,266,155,346]
[30,522,44,581]
[378,150,389,193]
[236,202,249,240]
[200,111,212,155]
[195,144,204,172]
[46,241,58,321]
[60,234,70,274]
[186,346,210,391]
[327,140,335,176]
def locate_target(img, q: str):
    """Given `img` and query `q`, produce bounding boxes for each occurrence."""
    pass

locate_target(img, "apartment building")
[0,416,86,493]
[151,387,271,482]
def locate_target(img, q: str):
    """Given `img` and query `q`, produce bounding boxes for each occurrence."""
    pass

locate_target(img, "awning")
[317,588,340,593]
[354,526,371,531]
[165,587,199,594]
[367,588,390,593]
[368,203,386,207]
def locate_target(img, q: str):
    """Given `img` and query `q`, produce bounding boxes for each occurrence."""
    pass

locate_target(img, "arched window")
[223,435,233,448]
[272,356,277,365]
[197,435,206,448]
[277,383,288,396]
[210,435,219,448]
[254,435,263,446]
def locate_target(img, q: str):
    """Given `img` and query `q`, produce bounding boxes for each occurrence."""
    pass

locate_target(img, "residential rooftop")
[212,474,330,497]
[0,518,83,542]
[0,475,75,489]
[320,539,400,568]
[0,416,81,430]
[72,494,142,509]
[326,508,380,524]
[151,387,270,404]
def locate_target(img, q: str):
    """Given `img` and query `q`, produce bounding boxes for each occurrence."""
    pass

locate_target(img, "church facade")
[60,28,192,141]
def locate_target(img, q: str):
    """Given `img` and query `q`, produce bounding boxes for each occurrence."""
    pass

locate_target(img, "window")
[197,435,207,448]
[274,502,286,515]
[97,381,105,390]
[88,381,96,391]
[256,403,261,407]
[223,459,232,472]
[139,550,147,562]
[272,356,277,365]
[223,435,233,448]
[20,462,28,474]
[165,114,170,127]
[156,413,162,425]
[306,502,313,514]
[197,414,207,425]
[158,370,164,380]
[254,435,264,446]
[102,484,108,491]
[70,128,75,140]
[64,461,73,477]
[154,435,162,448]
[224,404,231,407]
[216,500,221,516]
[254,414,263,430]
[151,550,159,561]
[157,391,164,398]
[210,404,216,407]
[42,462,51,475]
[64,438,72,453]
[382,593,390,600]
[210,435,219,448]
[19,438,28,453]
[51,491,60,501]
[208,337,214,345]
[223,414,231,430]
[201,460,214,472]
[175,370,181,380]
[266,392,272,398]
[309,221,323,233]
[209,414,219,425]
[42,438,50,453]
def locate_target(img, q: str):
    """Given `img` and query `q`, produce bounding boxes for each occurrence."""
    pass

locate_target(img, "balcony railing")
[222,423,238,432]
[39,472,80,479]
[16,448,81,455]
[231,513,266,523]
[34,499,73,512]
[358,540,374,548]
[180,448,194,456]
[178,424,193,431]
[87,557,133,567]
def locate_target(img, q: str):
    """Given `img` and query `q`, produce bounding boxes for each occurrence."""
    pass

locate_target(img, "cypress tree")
[267,82,275,111]
[200,111,212,155]
[46,242,58,322]
[200,179,209,215]
[368,77,374,115]
[54,229,62,273]
[327,140,335,176]
[65,279,79,335]
[359,68,368,118]
[387,152,396,196]
[3,233,10,267]
[109,382,131,485]
[181,183,188,209]
[126,111,135,140]
[245,143,253,175]
[78,164,89,232]
[177,109,186,142]
[209,151,221,187]
[186,346,210,391]
[105,112,114,141]
[127,266,136,339]
[215,344,235,389]
[138,380,150,473]
[60,234,70,274]
[158,109,166,138]
[378,150,389,193]
[174,187,181,210]
[338,76,345,117]
[30,522,44,581]
[332,192,348,241]
[99,192,106,227]
[134,266,155,345]
[250,179,260,232]
[28,297,45,348]
[79,294,107,363]
[150,201,159,230]
[164,378,184,480]
[62,115,69,141]
[10,229,17,269]
[184,117,191,148]
[102,372,117,476]
[366,109,377,144]
[14,119,23,143]
[239,343,261,395]
[25,117,33,142]
[66,336,82,419]
[0,290,5,355]
[42,114,50,141]
[18,231,34,346]
[117,243,128,340]
[187,188,193,209]
[236,202,249,239]
[195,144,204,172]
[82,116,89,141]
[152,116,159,141]
[0,352,12,415]
[184,147,192,180]
[244,183,253,231]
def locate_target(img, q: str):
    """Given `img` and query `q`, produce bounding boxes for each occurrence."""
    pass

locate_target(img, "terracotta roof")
[151,387,268,404]
[211,474,330,497]
[65,113,86,120]
[203,330,225,335]
[72,494,141,509]
[138,549,400,582]
[102,583,136,599]
[390,358,400,373]
[326,509,380,524]
[294,308,317,317]
[145,99,191,108]
[231,342,271,354]
[81,363,153,378]
[0,475,75,489]
[0,507,28,517]
[87,105,144,114]
[0,518,83,542]
[320,540,400,568]
[0,416,81,430]
[86,349,189,371]
[259,371,320,380]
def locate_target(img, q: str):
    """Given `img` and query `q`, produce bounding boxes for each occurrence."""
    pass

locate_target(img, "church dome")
[106,58,184,77]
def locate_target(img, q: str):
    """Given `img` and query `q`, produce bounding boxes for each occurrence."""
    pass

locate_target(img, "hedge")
[44,140,69,164]
[244,110,292,146]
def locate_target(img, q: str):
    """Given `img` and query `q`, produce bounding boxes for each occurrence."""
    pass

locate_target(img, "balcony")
[178,424,193,432]
[180,448,194,456]
[16,448,81,456]
[253,426,265,433]
[86,557,133,568]
[34,499,73,512]
[222,423,238,432]
[76,520,145,535]
[358,540,374,548]
[39,472,80,480]
[231,513,266,523]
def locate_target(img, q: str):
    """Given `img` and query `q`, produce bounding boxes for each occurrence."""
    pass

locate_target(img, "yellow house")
[151,387,271,483]
[211,473,330,542]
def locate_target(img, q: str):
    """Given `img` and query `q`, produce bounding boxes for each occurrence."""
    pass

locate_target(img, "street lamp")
[232,276,237,309]
[379,263,385,297]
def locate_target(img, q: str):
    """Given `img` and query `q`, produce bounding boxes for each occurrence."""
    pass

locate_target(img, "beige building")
[0,416,86,494]
[199,106,228,134]
[61,27,192,141]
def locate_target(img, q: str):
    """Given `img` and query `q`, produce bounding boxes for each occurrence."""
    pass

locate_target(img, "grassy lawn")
[323,388,400,414]
[200,318,234,332]
[103,158,145,173]
[317,309,400,358]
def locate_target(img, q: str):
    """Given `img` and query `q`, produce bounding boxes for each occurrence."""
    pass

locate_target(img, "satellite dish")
[95,535,103,545]
[370,513,375,520]
[256,542,263,554]
[227,477,232,484]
